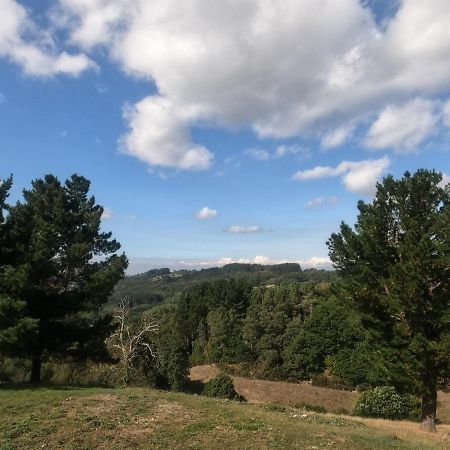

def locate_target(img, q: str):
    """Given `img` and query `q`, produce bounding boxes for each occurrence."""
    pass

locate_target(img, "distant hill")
[108,263,337,309]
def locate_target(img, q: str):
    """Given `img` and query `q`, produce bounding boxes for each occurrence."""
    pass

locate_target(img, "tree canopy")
[0,174,128,382]
[327,170,450,431]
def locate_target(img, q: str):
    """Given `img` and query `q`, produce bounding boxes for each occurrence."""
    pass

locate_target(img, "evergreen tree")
[0,174,127,382]
[327,170,450,431]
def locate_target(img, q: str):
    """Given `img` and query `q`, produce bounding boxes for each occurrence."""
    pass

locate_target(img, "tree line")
[0,169,449,433]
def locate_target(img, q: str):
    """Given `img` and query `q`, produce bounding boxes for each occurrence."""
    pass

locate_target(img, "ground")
[1,384,450,449]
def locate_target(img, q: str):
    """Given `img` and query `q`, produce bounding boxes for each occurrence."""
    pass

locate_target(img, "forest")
[0,169,449,433]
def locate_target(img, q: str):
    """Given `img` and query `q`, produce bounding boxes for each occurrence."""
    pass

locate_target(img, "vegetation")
[1,168,450,439]
[353,387,420,421]
[328,170,450,431]
[0,175,127,383]
[0,386,448,450]
[203,372,239,400]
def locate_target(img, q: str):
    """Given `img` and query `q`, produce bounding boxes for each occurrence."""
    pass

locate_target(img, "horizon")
[2,0,450,273]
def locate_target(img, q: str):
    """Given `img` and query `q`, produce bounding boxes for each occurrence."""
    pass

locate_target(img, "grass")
[1,386,450,449]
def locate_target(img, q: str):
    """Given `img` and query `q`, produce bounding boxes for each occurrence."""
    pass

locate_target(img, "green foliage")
[328,170,450,424]
[0,174,127,382]
[143,303,189,390]
[353,386,420,421]
[282,296,368,381]
[203,373,239,400]
[109,263,336,309]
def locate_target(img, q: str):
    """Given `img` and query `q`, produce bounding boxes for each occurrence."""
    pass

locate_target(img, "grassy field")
[191,364,450,423]
[1,385,450,449]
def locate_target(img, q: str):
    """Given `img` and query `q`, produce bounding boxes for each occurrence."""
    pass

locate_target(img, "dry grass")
[1,385,450,449]
[191,364,450,422]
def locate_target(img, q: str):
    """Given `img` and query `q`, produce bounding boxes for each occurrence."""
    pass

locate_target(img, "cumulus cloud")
[0,0,95,76]
[293,156,390,195]
[50,0,450,169]
[225,225,262,234]
[195,206,218,220]
[365,98,439,151]
[120,96,213,171]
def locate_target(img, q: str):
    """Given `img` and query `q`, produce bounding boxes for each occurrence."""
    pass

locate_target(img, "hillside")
[1,386,448,449]
[108,263,336,309]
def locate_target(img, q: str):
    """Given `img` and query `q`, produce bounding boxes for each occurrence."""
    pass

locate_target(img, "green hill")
[109,263,336,309]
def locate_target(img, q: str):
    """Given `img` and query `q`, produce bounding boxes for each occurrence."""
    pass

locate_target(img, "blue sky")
[1,0,450,274]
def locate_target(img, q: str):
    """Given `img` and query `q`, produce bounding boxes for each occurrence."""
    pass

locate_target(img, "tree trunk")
[30,356,42,384]
[421,390,437,432]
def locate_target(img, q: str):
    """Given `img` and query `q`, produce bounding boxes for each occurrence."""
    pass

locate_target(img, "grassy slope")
[1,387,449,450]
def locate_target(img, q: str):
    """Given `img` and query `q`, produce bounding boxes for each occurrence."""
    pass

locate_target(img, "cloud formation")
[0,0,95,76]
[50,0,450,170]
[293,156,390,195]
[365,98,439,151]
[195,206,218,220]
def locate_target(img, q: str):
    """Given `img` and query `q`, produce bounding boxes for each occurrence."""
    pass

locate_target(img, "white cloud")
[0,92,5,103]
[304,196,339,209]
[0,0,95,76]
[195,206,218,220]
[293,156,390,195]
[321,124,355,149]
[274,145,311,159]
[225,225,262,234]
[245,148,270,161]
[120,96,213,171]
[179,255,331,269]
[101,207,114,220]
[443,100,450,128]
[365,98,439,151]
[10,0,450,167]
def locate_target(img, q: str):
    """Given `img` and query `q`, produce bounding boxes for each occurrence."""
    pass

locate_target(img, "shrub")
[203,373,239,400]
[353,386,420,420]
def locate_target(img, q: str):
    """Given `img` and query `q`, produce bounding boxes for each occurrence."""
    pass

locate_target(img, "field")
[1,384,450,449]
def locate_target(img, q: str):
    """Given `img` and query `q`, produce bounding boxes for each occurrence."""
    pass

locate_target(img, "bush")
[203,373,239,400]
[353,386,420,420]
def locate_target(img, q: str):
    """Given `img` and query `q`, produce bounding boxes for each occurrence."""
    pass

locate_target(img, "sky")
[1,0,450,274]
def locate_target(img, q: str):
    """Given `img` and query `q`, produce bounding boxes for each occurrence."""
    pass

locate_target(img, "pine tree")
[327,170,450,431]
[0,174,128,382]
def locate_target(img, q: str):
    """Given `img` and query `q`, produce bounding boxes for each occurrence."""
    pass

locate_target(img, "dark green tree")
[0,174,128,382]
[0,176,38,363]
[327,170,450,431]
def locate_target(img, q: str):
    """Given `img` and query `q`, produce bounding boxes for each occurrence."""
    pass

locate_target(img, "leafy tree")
[327,170,450,431]
[0,174,127,382]
[282,296,366,380]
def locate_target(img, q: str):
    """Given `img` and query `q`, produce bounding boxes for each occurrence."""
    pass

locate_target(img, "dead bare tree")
[108,298,159,385]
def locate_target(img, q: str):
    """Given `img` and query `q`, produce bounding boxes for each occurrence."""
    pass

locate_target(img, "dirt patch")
[190,364,220,382]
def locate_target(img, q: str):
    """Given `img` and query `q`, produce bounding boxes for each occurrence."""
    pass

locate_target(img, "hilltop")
[108,263,336,309]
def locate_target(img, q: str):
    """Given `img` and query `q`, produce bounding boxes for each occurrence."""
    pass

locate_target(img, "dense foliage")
[203,373,239,400]
[353,387,420,421]
[328,170,450,430]
[0,174,128,382]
